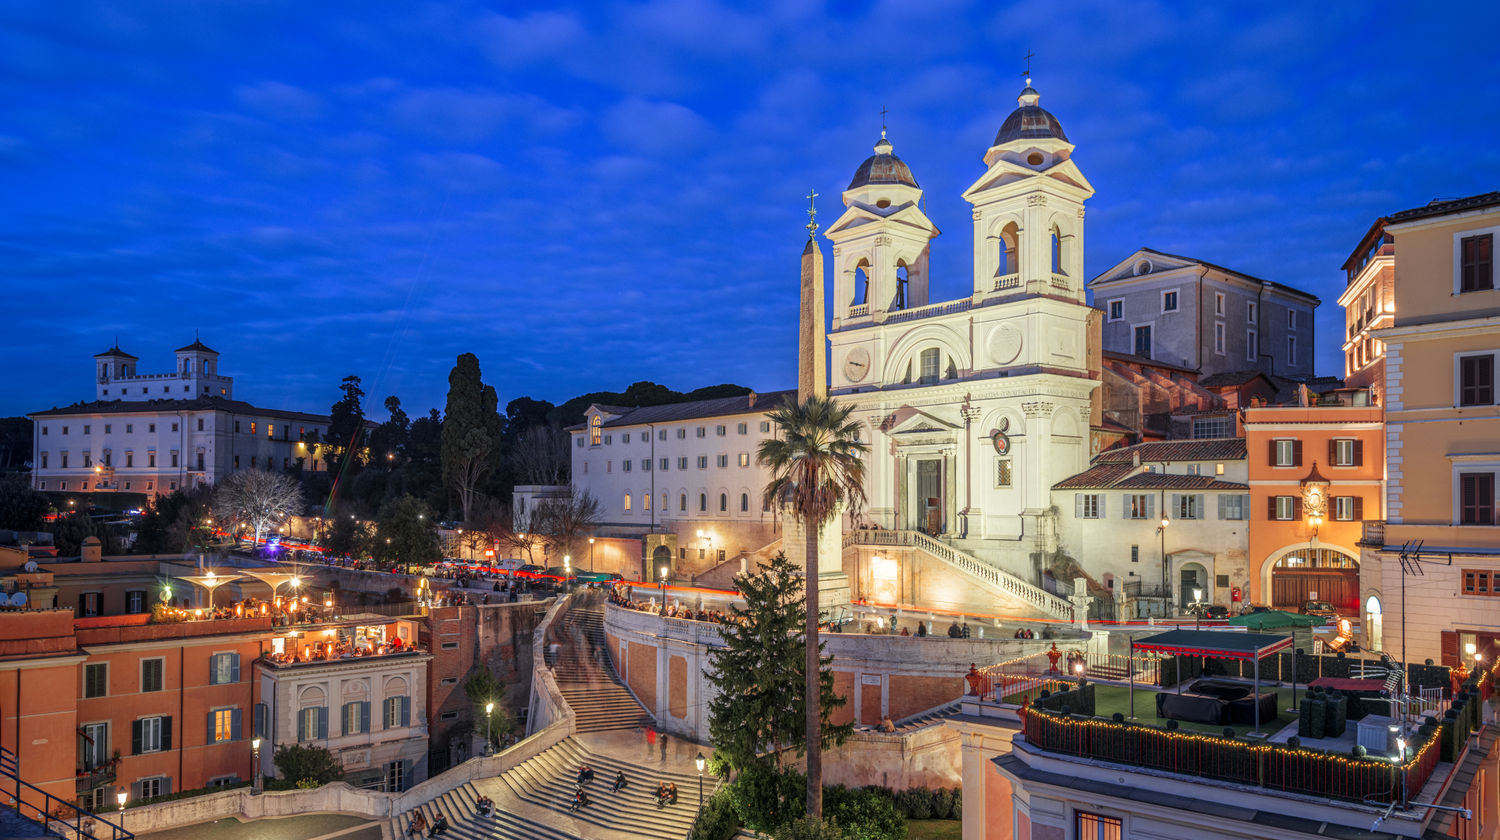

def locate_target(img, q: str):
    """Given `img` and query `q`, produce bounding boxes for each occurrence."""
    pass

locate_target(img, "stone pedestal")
[816,571,852,617]
[1069,576,1093,630]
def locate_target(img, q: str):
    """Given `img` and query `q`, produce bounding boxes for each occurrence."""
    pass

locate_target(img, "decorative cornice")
[1021,401,1054,419]
[1027,194,1048,207]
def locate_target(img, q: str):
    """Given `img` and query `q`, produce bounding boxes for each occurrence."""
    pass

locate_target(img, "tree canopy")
[441,353,502,525]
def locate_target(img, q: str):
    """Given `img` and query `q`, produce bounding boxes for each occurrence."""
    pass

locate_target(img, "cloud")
[474,10,587,67]
[235,81,324,121]
[602,98,711,154]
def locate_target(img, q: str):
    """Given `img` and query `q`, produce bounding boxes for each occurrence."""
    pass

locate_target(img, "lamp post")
[659,564,668,614]
[252,737,262,794]
[116,790,126,823]
[588,537,595,573]
[485,702,494,754]
[695,751,705,817]
[1157,514,1170,611]
[1193,587,1204,631]
[564,555,571,591]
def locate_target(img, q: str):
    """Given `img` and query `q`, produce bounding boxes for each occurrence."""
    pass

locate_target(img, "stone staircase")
[553,600,651,732]
[846,529,1073,620]
[887,700,962,733]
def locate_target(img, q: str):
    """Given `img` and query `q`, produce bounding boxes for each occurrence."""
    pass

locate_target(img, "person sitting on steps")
[611,770,627,792]
[577,764,594,785]
[669,782,678,805]
[406,810,427,837]
[475,796,494,816]
[427,813,449,837]
[655,782,670,809]
[570,786,590,813]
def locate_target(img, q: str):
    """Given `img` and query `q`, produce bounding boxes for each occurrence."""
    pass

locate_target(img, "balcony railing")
[1050,273,1070,289]
[847,303,870,317]
[994,273,1021,291]
[1360,520,1386,547]
[76,764,117,793]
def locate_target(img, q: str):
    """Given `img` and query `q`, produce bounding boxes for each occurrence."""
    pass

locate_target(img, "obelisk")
[786,191,849,613]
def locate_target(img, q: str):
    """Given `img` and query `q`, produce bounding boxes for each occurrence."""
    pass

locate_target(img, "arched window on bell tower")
[1050,224,1063,276]
[894,263,911,311]
[996,222,1019,278]
[852,260,870,306]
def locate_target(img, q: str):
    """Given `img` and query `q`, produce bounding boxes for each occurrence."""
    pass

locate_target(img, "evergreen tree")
[441,354,502,524]
[375,494,439,570]
[707,552,851,777]
[324,375,368,476]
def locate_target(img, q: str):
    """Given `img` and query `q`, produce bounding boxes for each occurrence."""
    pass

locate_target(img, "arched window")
[894,263,910,310]
[643,493,651,510]
[919,348,941,385]
[679,494,687,511]
[589,415,602,446]
[623,493,632,511]
[852,261,870,305]
[1050,225,1063,275]
[699,493,708,512]
[740,493,750,512]
[719,493,728,512]
[997,223,1019,278]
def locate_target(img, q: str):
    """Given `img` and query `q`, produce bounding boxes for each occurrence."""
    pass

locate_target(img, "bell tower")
[825,129,940,326]
[961,78,1094,303]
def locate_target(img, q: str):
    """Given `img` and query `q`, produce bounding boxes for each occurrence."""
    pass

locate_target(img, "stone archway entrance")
[1179,562,1208,609]
[1270,547,1358,613]
[651,545,672,581]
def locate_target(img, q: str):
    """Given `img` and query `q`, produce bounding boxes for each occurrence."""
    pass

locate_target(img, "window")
[576,438,583,448]
[125,424,132,433]
[60,453,68,469]
[603,434,611,445]
[1272,439,1300,467]
[1463,570,1498,596]
[84,663,107,698]
[1331,438,1360,467]
[83,453,92,469]
[623,494,632,512]
[1288,335,1296,364]
[739,453,750,467]
[1134,325,1152,358]
[440,711,459,721]
[643,493,651,510]
[697,456,708,469]
[995,459,1013,487]
[1218,494,1248,521]
[1247,329,1258,361]
[171,422,178,432]
[1287,308,1297,330]
[81,592,101,617]
[1461,473,1495,525]
[1162,290,1179,312]
[342,701,370,735]
[209,653,240,685]
[642,459,650,471]
[623,460,631,473]
[717,454,728,468]
[1214,322,1225,354]
[1076,494,1102,518]
[1247,301,1257,323]
[716,425,726,436]
[1461,234,1493,292]
[1174,494,1203,520]
[677,457,688,470]
[137,777,164,800]
[384,696,410,728]
[1107,300,1122,321]
[719,493,728,512]
[39,453,46,469]
[148,452,155,467]
[622,433,630,443]
[740,493,749,512]
[696,427,706,438]
[233,455,240,469]
[149,423,155,432]
[919,348,940,385]
[679,494,687,511]
[84,425,91,435]
[1193,416,1231,439]
[1126,494,1154,520]
[1077,811,1122,840]
[1460,354,1495,406]
[1273,495,1300,521]
[1214,292,1224,315]
[439,677,457,686]
[141,658,163,692]
[589,415,601,446]
[759,421,771,433]
[298,707,327,741]
[677,428,686,439]
[132,716,170,754]
[658,429,667,440]
[660,458,669,471]
[197,418,204,431]
[737,423,747,435]
[171,452,178,467]
[605,460,611,473]
[209,708,240,743]
[81,722,109,769]
[1130,545,1139,563]
[1333,496,1362,521]
[698,493,707,512]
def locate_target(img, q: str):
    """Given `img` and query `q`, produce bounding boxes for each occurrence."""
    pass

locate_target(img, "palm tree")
[757,395,868,818]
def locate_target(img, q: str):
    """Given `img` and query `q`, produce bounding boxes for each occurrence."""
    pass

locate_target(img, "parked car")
[1185,603,1229,619]
[515,564,546,577]
[575,571,623,584]
[1299,600,1338,621]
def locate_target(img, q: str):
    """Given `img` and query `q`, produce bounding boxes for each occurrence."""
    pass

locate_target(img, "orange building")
[1243,394,1383,614]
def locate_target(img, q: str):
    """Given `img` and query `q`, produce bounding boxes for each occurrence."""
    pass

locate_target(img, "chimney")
[1132,452,1141,468]
[81,536,102,563]
[747,391,757,408]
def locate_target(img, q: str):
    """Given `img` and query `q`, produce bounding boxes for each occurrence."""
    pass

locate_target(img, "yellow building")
[1359,191,1500,666]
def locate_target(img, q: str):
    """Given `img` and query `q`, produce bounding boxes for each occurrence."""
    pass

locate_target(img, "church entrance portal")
[915,459,944,535]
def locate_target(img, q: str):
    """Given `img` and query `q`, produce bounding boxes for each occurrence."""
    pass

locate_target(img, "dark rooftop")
[592,390,797,429]
[174,339,219,354]
[1096,438,1247,463]
[1093,247,1321,305]
[848,137,919,191]
[30,396,330,424]
[93,345,138,360]
[1134,628,1292,659]
[1388,191,1500,225]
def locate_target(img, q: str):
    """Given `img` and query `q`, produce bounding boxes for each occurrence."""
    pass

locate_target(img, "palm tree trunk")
[804,519,822,818]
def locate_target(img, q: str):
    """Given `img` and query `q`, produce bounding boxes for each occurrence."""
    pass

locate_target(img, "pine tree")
[441,354,502,524]
[707,552,851,776]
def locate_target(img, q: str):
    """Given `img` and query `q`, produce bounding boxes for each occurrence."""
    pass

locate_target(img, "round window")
[1027,152,1044,166]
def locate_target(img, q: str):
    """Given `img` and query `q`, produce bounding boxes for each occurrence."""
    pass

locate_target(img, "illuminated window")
[211,708,239,742]
[623,494,632,512]
[1076,811,1122,840]
[589,416,601,446]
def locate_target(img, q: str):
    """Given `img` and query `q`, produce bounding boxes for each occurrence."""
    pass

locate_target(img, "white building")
[29,340,329,499]
[1052,438,1251,615]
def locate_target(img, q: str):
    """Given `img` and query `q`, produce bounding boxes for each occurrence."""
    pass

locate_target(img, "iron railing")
[0,745,131,839]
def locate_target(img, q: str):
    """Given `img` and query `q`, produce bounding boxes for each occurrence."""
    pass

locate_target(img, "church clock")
[843,347,871,382]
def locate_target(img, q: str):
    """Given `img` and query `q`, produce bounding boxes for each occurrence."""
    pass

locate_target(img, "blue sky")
[3,1,1497,420]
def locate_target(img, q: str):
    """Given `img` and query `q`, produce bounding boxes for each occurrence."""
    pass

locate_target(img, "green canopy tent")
[1229,610,1327,666]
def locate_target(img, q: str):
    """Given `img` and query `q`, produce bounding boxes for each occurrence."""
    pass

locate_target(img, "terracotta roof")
[593,390,797,429]
[1199,370,1273,388]
[1053,463,1135,489]
[1387,191,1500,225]
[1113,473,1248,490]
[1095,438,1247,463]
[29,396,330,424]
[1102,350,1199,375]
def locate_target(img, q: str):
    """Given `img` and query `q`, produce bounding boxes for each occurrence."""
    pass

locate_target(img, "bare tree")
[214,471,303,549]
[508,425,570,486]
[489,502,543,564]
[535,488,602,561]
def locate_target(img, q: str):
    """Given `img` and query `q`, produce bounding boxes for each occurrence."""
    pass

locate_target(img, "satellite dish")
[22,560,37,573]
[10,592,26,608]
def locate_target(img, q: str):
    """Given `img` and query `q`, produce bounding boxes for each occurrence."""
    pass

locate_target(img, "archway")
[1178,562,1208,609]
[1364,594,1383,653]
[651,545,672,581]
[1269,546,1358,613]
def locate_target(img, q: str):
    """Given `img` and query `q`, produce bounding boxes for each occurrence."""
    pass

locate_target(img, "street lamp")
[1157,513,1170,608]
[588,537,595,573]
[564,555,571,590]
[485,702,494,754]
[116,790,126,817]
[1192,587,1204,630]
[695,751,705,816]
[659,564,668,613]
[251,737,262,794]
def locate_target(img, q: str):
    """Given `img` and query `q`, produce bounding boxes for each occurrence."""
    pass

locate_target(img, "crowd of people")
[264,631,418,666]
[606,586,745,627]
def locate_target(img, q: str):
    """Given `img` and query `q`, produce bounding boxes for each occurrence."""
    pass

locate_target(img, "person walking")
[659,732,668,762]
[645,725,656,760]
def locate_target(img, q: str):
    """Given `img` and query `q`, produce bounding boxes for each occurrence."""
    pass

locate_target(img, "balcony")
[994,273,1020,291]
[1050,273,1070,290]
[1359,519,1385,547]
[75,763,116,793]
[848,303,869,318]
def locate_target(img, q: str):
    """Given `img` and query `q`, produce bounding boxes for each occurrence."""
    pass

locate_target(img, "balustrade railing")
[847,303,869,317]
[883,298,973,325]
[845,530,1072,618]
[994,273,1021,291]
